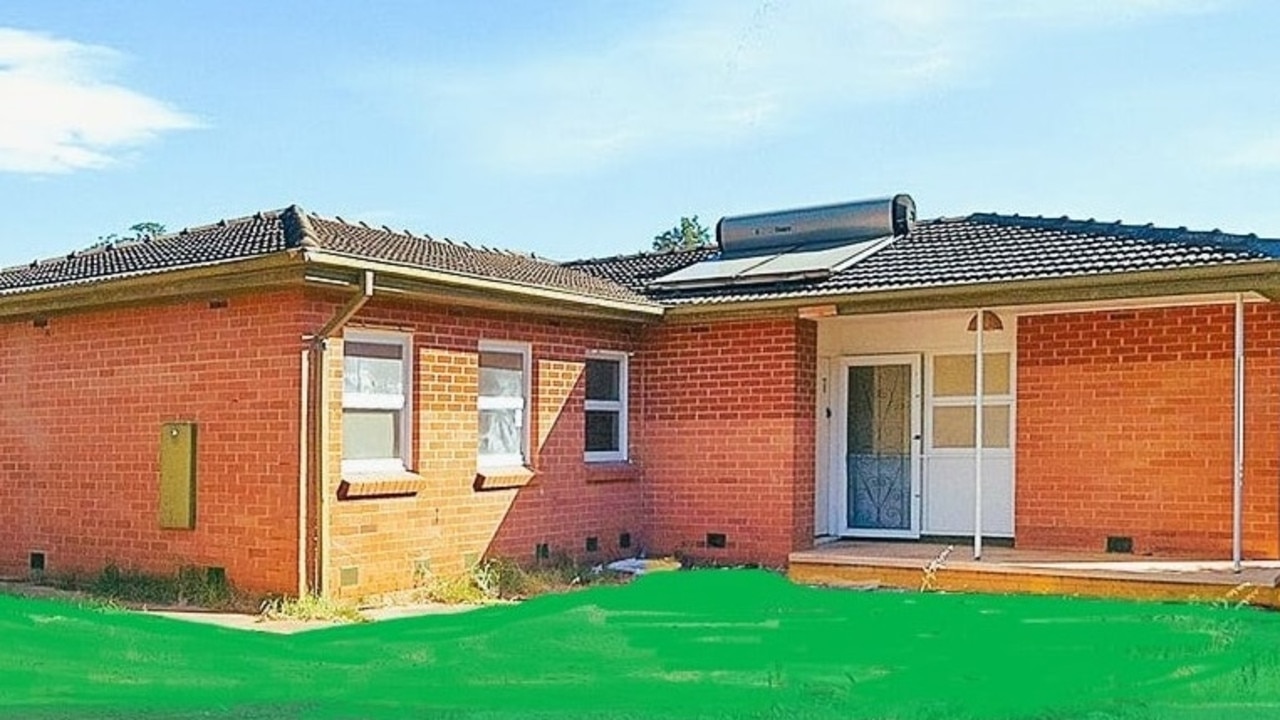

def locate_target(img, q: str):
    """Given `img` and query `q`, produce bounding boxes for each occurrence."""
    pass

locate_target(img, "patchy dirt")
[151,602,483,634]
[0,579,89,602]
[1,579,484,634]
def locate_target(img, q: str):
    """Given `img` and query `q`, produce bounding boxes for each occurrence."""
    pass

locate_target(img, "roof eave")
[302,251,666,322]
[0,252,306,321]
[660,260,1280,319]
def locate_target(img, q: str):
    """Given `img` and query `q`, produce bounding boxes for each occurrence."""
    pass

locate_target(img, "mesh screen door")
[846,364,912,531]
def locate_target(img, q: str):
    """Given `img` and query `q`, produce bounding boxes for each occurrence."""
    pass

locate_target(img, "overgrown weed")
[415,554,625,605]
[259,594,366,623]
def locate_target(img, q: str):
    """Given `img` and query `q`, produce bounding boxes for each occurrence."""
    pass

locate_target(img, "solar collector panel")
[647,235,895,290]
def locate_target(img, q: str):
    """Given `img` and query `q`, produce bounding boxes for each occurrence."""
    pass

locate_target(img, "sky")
[1,0,1279,267]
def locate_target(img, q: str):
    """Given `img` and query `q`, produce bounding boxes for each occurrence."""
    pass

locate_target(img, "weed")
[46,571,84,592]
[416,568,490,605]
[259,594,366,624]
[415,554,623,605]
[41,563,249,610]
[920,545,954,592]
[1217,582,1260,609]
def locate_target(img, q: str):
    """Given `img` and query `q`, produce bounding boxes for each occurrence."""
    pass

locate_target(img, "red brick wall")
[1017,304,1280,557]
[308,294,646,598]
[637,316,817,567]
[0,291,306,593]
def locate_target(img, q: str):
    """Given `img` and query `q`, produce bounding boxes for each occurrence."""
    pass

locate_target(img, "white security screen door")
[838,355,922,538]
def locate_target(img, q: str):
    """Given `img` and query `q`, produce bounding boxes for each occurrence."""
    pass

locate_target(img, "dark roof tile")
[0,206,651,306]
[566,213,1280,305]
[0,212,288,294]
[561,247,716,293]
[304,214,649,304]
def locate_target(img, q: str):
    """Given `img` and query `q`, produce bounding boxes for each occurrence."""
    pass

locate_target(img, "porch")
[810,297,1273,571]
[789,541,1280,608]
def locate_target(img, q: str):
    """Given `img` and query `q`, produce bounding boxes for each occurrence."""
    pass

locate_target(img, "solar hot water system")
[649,194,916,290]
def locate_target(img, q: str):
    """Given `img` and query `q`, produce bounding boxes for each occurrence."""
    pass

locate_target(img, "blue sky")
[1,0,1278,267]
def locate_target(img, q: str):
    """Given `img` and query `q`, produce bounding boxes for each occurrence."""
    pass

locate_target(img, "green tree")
[652,215,711,252]
[127,222,167,240]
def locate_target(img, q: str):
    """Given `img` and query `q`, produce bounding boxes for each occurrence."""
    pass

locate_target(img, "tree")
[127,222,167,241]
[652,215,711,252]
[94,222,166,247]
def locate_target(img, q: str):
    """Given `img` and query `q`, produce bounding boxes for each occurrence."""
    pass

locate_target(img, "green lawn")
[3,570,1280,719]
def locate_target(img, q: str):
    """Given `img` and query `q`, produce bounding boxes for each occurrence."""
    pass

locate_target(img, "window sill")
[338,472,425,500]
[585,462,641,484]
[474,466,537,491]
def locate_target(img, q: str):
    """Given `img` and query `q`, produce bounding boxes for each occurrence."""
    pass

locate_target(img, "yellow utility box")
[159,422,197,529]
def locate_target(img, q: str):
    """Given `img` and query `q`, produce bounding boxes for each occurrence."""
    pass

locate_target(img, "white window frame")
[926,352,1015,453]
[477,340,532,469]
[583,350,629,463]
[341,329,413,475]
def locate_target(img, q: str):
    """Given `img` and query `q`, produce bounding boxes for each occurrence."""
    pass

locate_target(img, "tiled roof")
[0,212,290,294]
[566,213,1280,305]
[7,208,1277,311]
[561,247,718,293]
[0,206,652,306]
[304,215,650,304]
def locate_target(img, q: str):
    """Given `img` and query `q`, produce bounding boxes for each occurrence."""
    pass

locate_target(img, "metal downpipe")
[1233,293,1245,573]
[974,308,986,561]
[308,270,375,596]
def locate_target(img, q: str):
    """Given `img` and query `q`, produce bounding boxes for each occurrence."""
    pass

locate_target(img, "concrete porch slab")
[789,541,1280,607]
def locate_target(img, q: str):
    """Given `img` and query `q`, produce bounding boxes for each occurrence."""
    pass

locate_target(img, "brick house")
[2,198,1279,597]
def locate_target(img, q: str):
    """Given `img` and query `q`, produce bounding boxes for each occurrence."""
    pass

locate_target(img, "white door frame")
[834,354,923,539]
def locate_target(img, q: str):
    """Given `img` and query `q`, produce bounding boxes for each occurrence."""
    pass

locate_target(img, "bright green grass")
[3,570,1280,719]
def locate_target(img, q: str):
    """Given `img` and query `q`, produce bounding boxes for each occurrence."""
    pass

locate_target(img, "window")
[342,331,411,473]
[930,352,1012,449]
[478,342,530,468]
[584,352,628,462]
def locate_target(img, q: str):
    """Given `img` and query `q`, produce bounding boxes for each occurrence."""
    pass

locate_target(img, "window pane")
[479,408,522,458]
[585,359,620,401]
[342,409,400,460]
[932,405,1011,448]
[847,365,910,454]
[984,354,1010,395]
[479,351,524,398]
[933,406,974,448]
[983,405,1011,448]
[933,353,1010,397]
[933,356,973,397]
[344,341,405,397]
[345,341,403,360]
[585,410,620,452]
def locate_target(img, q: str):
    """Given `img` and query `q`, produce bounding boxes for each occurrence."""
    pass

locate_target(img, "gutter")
[0,255,303,321]
[302,251,664,320]
[659,260,1280,319]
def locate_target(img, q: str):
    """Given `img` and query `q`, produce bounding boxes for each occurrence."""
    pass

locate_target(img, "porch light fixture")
[966,310,1003,332]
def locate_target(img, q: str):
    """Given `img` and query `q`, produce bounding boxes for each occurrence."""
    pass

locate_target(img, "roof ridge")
[563,245,716,266]
[969,212,1280,244]
[307,212,567,266]
[281,205,320,249]
[0,208,295,278]
[167,210,279,243]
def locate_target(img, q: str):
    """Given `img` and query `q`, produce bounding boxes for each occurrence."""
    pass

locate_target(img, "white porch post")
[974,309,986,561]
[1233,293,1246,573]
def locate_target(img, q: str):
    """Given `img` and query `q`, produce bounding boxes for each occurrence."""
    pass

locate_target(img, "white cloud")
[373,0,1223,174]
[0,28,198,174]
[991,0,1224,26]
[1217,131,1280,171]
